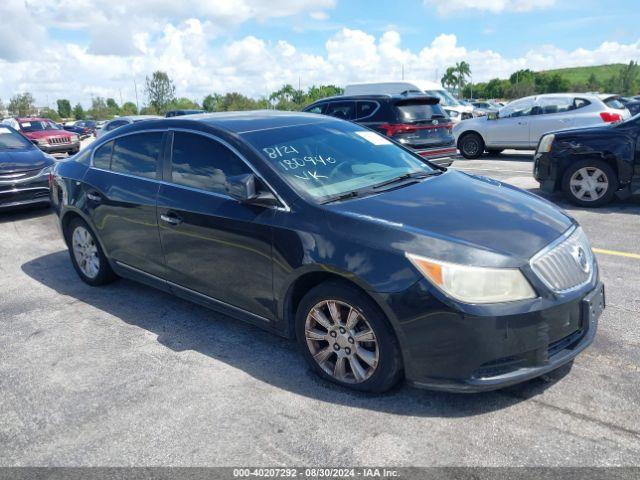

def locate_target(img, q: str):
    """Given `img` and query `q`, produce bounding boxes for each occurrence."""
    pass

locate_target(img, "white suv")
[453,93,631,158]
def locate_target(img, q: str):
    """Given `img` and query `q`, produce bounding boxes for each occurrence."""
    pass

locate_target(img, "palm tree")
[455,61,471,95]
[441,67,458,91]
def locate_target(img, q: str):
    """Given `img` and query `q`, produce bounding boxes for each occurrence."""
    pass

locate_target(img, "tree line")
[1,71,343,122]
[3,62,638,121]
[452,61,639,100]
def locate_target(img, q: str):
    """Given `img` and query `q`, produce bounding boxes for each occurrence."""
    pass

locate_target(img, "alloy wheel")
[71,226,100,279]
[569,167,609,202]
[304,300,379,384]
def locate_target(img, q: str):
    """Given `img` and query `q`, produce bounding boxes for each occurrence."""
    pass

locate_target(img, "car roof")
[16,117,49,122]
[100,110,343,139]
[308,93,440,104]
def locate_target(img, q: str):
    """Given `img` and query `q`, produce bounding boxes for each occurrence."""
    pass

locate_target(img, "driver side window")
[500,99,535,118]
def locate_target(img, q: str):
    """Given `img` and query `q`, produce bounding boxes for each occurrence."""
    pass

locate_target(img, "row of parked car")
[2,81,639,210]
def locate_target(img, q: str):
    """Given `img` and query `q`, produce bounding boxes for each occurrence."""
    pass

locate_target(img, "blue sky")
[1,0,639,108]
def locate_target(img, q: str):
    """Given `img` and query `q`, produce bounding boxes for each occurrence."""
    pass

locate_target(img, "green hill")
[539,64,627,85]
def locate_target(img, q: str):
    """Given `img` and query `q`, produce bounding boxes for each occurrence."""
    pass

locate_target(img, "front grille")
[48,136,71,145]
[0,169,41,183]
[531,227,595,293]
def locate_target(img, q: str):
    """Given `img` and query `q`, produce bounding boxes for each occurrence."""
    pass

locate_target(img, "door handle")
[86,192,101,202]
[160,212,182,226]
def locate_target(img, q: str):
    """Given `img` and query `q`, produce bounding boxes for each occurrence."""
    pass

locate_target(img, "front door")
[487,98,535,148]
[82,131,166,277]
[157,130,276,322]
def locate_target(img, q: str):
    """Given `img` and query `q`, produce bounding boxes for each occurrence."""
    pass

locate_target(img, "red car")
[14,118,80,155]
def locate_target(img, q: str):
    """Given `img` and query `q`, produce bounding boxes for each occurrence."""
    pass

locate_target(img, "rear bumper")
[415,147,459,167]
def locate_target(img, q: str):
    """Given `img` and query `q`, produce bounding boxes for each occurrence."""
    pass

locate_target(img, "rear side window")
[93,141,113,169]
[574,98,591,109]
[325,102,355,120]
[111,132,163,179]
[538,96,574,114]
[356,101,378,119]
[170,132,251,194]
[395,102,447,122]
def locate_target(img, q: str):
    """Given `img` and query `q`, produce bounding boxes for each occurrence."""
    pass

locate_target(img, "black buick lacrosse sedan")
[50,111,604,392]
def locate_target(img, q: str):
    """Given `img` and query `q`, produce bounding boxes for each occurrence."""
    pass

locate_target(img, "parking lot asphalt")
[1,145,639,466]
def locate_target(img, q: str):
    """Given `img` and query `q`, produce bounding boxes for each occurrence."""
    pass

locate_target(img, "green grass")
[538,64,626,85]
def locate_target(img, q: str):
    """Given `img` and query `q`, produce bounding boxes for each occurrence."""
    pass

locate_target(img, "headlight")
[406,253,537,304]
[36,138,49,146]
[537,134,555,153]
[447,110,460,118]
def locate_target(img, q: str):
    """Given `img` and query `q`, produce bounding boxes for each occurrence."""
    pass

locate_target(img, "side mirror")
[225,173,279,208]
[487,111,499,120]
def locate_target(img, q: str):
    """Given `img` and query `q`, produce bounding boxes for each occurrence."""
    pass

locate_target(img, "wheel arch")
[279,268,405,347]
[456,129,485,148]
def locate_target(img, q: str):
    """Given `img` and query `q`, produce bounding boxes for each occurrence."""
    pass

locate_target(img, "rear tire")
[561,159,617,207]
[66,217,117,286]
[458,132,485,159]
[295,280,403,393]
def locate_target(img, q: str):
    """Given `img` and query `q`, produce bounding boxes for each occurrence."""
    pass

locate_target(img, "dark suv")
[303,94,457,167]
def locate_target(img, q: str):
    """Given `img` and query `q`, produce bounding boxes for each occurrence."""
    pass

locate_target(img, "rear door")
[528,96,575,147]
[82,131,166,277]
[157,130,276,322]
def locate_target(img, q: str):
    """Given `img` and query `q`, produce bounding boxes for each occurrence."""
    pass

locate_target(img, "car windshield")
[0,127,33,149]
[19,120,60,132]
[243,121,435,203]
[425,89,461,107]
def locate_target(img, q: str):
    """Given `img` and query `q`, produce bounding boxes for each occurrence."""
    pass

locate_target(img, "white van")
[344,81,474,123]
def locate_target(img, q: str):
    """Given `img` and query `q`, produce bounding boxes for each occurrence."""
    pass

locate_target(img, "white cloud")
[424,0,555,15]
[1,21,640,110]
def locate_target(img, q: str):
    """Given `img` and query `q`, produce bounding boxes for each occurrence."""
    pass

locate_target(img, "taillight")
[379,123,418,136]
[378,123,453,137]
[600,112,622,123]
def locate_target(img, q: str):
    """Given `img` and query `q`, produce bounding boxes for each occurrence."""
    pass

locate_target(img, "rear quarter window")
[92,141,113,169]
[305,104,326,114]
[603,97,626,110]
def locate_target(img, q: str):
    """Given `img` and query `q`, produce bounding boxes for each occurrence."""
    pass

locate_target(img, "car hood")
[552,123,615,138]
[22,130,72,140]
[0,148,54,173]
[326,170,572,265]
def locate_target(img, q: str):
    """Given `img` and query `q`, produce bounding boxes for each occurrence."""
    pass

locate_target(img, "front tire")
[295,281,403,393]
[561,159,617,207]
[458,132,485,159]
[66,217,117,286]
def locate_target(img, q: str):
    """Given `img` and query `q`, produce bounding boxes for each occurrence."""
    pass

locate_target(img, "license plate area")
[582,283,605,327]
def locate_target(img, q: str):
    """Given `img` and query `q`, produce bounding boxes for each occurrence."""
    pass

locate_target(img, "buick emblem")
[573,246,590,273]
[432,119,439,125]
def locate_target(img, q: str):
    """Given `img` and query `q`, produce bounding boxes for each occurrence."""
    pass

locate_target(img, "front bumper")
[39,141,80,154]
[378,279,603,393]
[533,151,559,192]
[0,170,51,209]
[415,146,459,167]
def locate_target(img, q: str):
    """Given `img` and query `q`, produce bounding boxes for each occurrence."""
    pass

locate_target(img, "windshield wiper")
[320,190,363,205]
[372,171,440,190]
